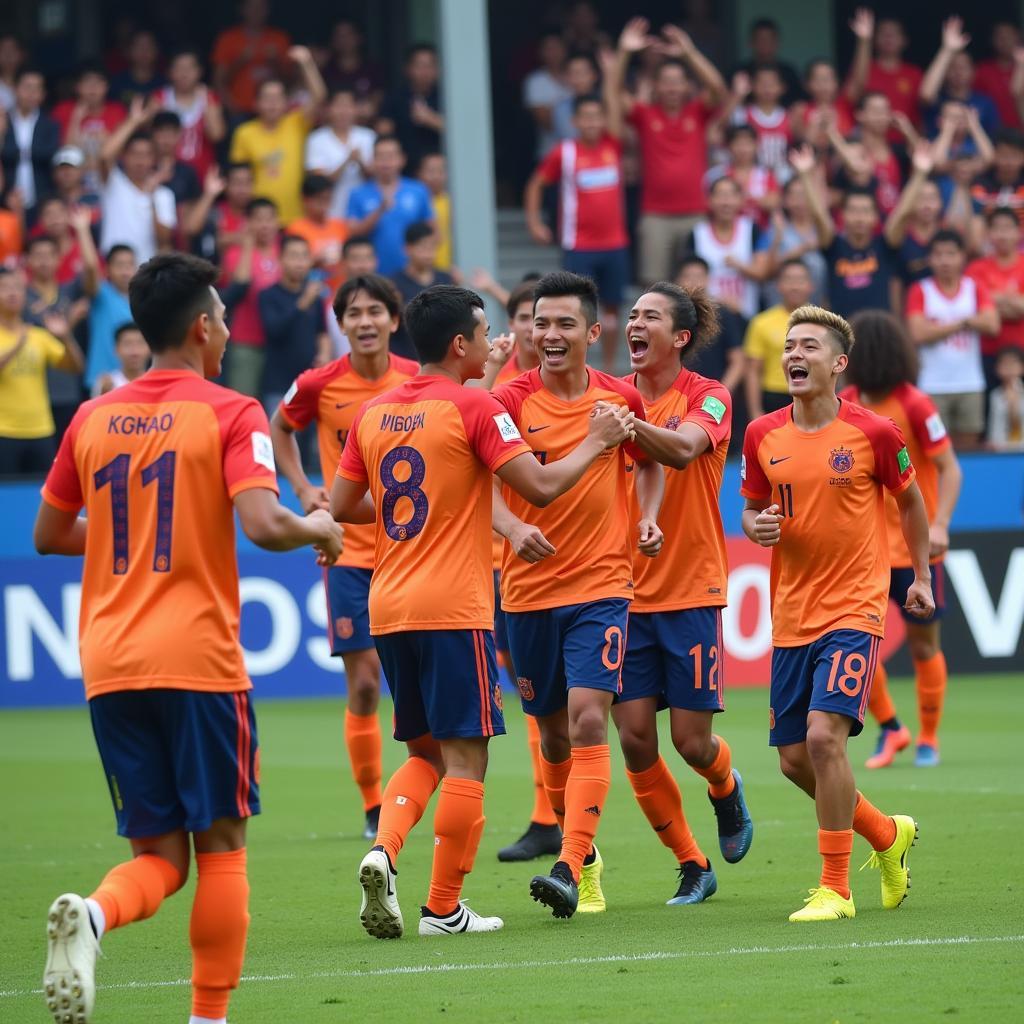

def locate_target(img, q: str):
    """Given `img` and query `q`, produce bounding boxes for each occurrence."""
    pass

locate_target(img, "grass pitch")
[2,675,1022,1023]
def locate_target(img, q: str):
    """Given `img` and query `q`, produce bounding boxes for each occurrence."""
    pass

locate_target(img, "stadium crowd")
[2,0,1024,478]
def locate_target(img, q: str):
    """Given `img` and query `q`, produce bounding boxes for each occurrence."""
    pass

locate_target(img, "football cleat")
[362,804,381,842]
[577,846,606,913]
[865,725,912,769]
[529,861,578,919]
[861,814,918,909]
[418,902,503,936]
[914,743,940,767]
[708,769,753,863]
[666,859,717,906]
[43,892,99,1024]
[358,847,403,939]
[788,886,856,922]
[497,822,562,862]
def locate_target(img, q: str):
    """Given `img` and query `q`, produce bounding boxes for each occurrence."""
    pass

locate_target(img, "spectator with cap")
[98,98,177,263]
[1,67,59,217]
[155,48,226,179]
[109,29,166,107]
[50,144,101,217]
[346,135,433,275]
[305,87,375,220]
[0,267,84,476]
[212,0,291,117]
[377,44,443,169]
[228,45,327,223]
[52,62,126,196]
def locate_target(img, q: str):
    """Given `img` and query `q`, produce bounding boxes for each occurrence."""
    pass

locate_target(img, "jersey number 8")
[380,445,429,542]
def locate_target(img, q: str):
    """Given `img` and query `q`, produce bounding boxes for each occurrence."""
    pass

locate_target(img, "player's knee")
[907,630,939,661]
[673,731,713,768]
[804,721,845,765]
[616,723,658,771]
[777,749,806,785]
[569,704,608,747]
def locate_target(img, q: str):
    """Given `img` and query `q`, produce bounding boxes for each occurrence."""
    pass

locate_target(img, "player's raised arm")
[494,403,633,507]
[234,487,343,564]
[893,480,935,619]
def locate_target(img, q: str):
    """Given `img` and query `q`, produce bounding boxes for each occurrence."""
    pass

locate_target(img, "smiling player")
[272,274,418,838]
[34,253,343,1024]
[331,285,634,938]
[615,282,753,906]
[741,304,932,922]
[492,271,665,919]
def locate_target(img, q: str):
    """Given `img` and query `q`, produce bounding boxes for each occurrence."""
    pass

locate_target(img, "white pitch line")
[3,934,1021,999]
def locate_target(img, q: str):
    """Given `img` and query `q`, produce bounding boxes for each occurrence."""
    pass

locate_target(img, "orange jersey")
[493,368,647,612]
[626,368,731,612]
[278,353,418,568]
[740,400,916,647]
[42,370,279,700]
[491,357,534,567]
[338,375,531,633]
[839,383,951,568]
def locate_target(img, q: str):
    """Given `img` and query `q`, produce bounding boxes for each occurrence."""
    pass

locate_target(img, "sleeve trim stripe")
[40,488,82,513]
[227,477,279,500]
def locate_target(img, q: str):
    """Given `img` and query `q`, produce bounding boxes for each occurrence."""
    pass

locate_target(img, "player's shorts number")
[601,626,624,671]
[826,649,868,697]
[94,451,177,575]
[380,445,429,542]
[688,643,719,690]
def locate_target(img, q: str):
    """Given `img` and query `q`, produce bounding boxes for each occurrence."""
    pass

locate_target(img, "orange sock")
[88,853,185,932]
[915,652,947,746]
[376,756,440,864]
[853,791,898,851]
[560,744,611,881]
[627,757,706,866]
[190,848,249,1022]
[539,753,572,832]
[867,662,897,724]
[344,709,383,811]
[818,828,853,899]
[426,777,485,916]
[692,735,735,799]
[526,716,557,827]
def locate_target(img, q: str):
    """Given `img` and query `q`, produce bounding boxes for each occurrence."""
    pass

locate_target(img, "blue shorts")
[620,607,725,712]
[505,599,629,717]
[89,688,260,839]
[769,629,881,746]
[493,570,509,656]
[889,563,946,623]
[563,248,629,310]
[324,565,374,654]
[375,629,505,742]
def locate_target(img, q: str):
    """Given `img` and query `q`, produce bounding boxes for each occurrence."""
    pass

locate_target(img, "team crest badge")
[493,683,504,712]
[664,415,682,431]
[828,447,854,474]
[336,617,354,640]
[517,677,535,701]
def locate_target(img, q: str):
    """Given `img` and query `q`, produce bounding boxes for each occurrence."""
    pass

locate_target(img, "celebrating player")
[741,304,932,922]
[34,253,343,1024]
[615,282,753,906]
[483,280,562,862]
[841,310,962,768]
[492,271,665,919]
[272,274,418,837]
[331,284,634,938]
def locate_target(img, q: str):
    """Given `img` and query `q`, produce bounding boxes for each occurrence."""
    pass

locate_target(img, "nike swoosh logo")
[654,821,672,833]
[335,402,354,409]
[527,425,550,433]
[769,456,791,465]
